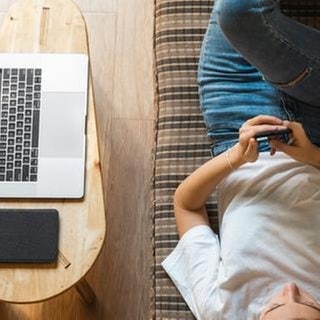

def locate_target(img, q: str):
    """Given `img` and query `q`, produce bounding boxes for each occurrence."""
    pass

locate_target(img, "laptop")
[0,53,88,198]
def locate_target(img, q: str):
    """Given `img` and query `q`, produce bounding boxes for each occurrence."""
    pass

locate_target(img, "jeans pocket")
[264,66,312,88]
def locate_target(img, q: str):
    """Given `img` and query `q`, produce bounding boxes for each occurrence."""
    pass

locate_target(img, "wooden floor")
[0,0,154,319]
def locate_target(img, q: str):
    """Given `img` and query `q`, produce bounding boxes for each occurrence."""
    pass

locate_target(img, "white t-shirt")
[162,152,320,320]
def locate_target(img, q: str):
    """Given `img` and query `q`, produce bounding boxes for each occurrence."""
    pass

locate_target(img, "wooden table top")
[0,0,106,303]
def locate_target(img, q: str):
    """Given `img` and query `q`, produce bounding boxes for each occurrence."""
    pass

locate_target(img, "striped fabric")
[153,1,320,319]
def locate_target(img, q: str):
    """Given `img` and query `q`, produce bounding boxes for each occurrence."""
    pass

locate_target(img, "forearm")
[308,145,320,169]
[174,144,244,211]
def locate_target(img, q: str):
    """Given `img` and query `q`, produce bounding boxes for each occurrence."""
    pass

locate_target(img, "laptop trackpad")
[40,92,86,158]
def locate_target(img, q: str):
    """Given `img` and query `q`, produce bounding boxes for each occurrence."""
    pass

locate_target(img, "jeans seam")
[258,0,320,65]
[281,96,295,121]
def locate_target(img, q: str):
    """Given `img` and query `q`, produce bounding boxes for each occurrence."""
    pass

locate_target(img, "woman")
[162,0,320,319]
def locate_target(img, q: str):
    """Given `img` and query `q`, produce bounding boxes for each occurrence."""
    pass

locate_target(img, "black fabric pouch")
[0,209,59,263]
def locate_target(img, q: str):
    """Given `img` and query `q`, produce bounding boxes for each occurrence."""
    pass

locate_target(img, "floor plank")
[112,0,154,120]
[92,118,153,320]
[85,12,117,185]
[6,0,117,13]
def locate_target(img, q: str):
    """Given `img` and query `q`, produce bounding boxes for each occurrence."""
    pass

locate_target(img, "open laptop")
[0,53,88,198]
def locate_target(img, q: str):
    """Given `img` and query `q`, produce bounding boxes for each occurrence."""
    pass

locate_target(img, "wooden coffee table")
[0,0,106,304]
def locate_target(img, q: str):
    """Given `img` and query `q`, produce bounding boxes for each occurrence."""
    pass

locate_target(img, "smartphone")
[254,128,293,144]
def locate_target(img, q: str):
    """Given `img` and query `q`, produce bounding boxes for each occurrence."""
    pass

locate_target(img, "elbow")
[173,185,182,211]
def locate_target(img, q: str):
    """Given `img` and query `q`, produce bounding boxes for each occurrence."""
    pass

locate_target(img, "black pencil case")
[0,209,59,263]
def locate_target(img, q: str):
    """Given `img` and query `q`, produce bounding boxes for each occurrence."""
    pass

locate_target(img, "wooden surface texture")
[0,0,106,303]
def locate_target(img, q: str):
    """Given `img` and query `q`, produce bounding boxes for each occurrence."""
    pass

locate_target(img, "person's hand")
[269,120,320,167]
[229,115,288,167]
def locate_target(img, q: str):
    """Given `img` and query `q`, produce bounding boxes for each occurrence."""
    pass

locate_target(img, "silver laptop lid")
[0,53,88,198]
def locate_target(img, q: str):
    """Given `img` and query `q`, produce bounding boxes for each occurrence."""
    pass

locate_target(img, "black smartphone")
[254,128,293,144]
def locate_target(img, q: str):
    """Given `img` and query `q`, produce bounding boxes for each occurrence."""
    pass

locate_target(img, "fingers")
[239,124,288,141]
[245,115,283,126]
[269,139,290,152]
[244,138,258,158]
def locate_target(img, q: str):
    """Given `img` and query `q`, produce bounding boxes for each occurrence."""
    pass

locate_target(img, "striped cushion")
[153,1,320,319]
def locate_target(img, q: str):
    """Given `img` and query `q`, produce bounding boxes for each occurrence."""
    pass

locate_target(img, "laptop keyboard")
[0,68,41,182]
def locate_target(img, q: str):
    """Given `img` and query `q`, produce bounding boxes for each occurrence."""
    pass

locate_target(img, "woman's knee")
[215,0,261,35]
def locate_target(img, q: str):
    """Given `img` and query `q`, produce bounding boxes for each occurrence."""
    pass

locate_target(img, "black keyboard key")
[9,100,16,106]
[3,69,10,79]
[0,166,5,173]
[0,143,6,149]
[23,157,30,164]
[26,94,32,101]
[24,141,30,148]
[18,82,25,89]
[8,131,14,138]
[27,69,34,85]
[11,76,17,83]
[0,159,5,166]
[14,168,21,181]
[34,85,41,91]
[16,153,22,159]
[16,145,22,152]
[30,166,37,174]
[6,162,13,170]
[0,151,5,157]
[34,92,41,99]
[18,98,24,104]
[35,69,42,76]
[3,81,9,87]
[35,77,41,84]
[10,92,17,99]
[11,69,18,76]
[6,170,13,181]
[10,84,17,91]
[31,158,38,166]
[3,96,9,102]
[0,174,5,181]
[0,135,5,142]
[34,100,40,108]
[2,103,8,110]
[2,88,8,95]
[30,175,37,182]
[15,160,22,167]
[7,154,13,162]
[32,110,40,148]
[19,69,26,82]
[22,165,29,181]
[7,147,14,154]
[31,149,38,158]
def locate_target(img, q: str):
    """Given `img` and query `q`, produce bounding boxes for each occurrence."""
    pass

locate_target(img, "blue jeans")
[198,0,320,156]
